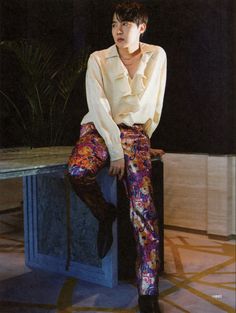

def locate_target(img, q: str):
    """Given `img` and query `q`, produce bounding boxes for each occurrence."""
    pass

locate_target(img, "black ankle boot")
[97,204,117,259]
[138,295,161,313]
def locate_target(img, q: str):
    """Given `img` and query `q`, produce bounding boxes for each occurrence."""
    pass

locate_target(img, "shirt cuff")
[107,143,124,161]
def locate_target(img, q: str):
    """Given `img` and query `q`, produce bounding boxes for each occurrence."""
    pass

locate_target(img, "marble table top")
[0,146,162,180]
[0,146,72,179]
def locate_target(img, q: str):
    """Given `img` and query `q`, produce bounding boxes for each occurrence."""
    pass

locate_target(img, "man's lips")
[117,38,124,42]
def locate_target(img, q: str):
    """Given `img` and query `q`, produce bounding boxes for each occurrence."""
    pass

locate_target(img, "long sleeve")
[85,53,124,161]
[144,50,167,138]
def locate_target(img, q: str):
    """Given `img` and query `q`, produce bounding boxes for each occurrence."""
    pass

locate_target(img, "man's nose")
[117,25,123,34]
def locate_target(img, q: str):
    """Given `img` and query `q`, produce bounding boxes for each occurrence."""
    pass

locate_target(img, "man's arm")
[86,53,124,162]
[86,53,125,178]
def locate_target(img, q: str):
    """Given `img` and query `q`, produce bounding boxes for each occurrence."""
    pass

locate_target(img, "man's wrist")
[107,143,124,161]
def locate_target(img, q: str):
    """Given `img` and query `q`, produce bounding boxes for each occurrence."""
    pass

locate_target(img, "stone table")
[0,146,118,287]
[0,146,164,287]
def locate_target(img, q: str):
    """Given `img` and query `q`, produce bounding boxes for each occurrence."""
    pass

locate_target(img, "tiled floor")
[0,210,235,313]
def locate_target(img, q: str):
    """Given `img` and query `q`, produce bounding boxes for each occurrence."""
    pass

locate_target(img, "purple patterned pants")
[68,122,160,295]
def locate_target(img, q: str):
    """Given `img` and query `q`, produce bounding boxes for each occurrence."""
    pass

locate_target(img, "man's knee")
[68,164,88,177]
[67,166,97,190]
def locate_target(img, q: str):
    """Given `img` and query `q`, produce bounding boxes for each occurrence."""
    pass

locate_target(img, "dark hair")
[113,1,148,26]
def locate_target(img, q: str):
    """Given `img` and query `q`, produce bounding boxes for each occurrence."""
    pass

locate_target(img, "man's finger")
[109,166,119,176]
[150,148,165,157]
[118,168,125,180]
[109,166,115,176]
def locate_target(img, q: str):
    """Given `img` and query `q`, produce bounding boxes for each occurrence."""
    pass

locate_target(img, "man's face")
[112,14,146,48]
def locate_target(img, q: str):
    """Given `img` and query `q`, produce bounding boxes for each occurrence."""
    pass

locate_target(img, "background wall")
[163,153,236,238]
[0,178,22,212]
[0,0,235,154]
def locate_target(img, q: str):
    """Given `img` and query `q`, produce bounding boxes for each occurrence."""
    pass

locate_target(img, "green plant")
[0,39,88,147]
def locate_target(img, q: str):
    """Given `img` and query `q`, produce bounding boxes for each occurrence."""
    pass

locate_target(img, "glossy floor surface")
[0,210,235,313]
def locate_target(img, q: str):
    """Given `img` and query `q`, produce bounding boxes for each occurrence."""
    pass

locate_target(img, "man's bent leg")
[68,123,117,258]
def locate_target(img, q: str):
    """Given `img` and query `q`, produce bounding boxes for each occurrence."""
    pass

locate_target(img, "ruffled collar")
[105,42,154,97]
[104,43,155,122]
[104,42,155,59]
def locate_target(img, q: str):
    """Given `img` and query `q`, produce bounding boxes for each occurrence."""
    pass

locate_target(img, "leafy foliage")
[0,39,89,147]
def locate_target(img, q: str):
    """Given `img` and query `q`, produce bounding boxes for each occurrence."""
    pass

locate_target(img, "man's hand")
[150,148,165,158]
[109,158,125,180]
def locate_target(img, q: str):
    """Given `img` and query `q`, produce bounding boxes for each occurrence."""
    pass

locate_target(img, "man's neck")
[117,43,141,59]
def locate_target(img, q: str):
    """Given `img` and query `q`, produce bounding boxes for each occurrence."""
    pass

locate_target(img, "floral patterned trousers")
[68,122,160,295]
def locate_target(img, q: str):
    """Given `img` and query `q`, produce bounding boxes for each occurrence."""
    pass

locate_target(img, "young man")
[68,2,167,312]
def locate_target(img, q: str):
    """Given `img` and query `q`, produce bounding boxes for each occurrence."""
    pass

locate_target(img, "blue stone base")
[23,167,118,287]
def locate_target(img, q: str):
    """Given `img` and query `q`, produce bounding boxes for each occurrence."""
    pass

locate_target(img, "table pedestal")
[23,168,118,288]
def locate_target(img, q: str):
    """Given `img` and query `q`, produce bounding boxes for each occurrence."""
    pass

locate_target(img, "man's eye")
[122,22,128,26]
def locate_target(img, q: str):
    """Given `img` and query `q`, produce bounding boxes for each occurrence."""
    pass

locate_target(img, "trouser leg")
[68,174,116,222]
[120,125,160,296]
[67,123,115,222]
[67,123,117,258]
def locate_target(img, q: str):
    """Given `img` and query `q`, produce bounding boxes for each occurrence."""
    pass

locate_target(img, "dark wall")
[151,0,235,154]
[0,0,235,153]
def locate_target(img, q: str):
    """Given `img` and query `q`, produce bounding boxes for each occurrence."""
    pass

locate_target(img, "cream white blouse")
[81,42,167,161]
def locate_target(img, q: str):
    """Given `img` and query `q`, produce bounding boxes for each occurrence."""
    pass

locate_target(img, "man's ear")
[139,23,147,35]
